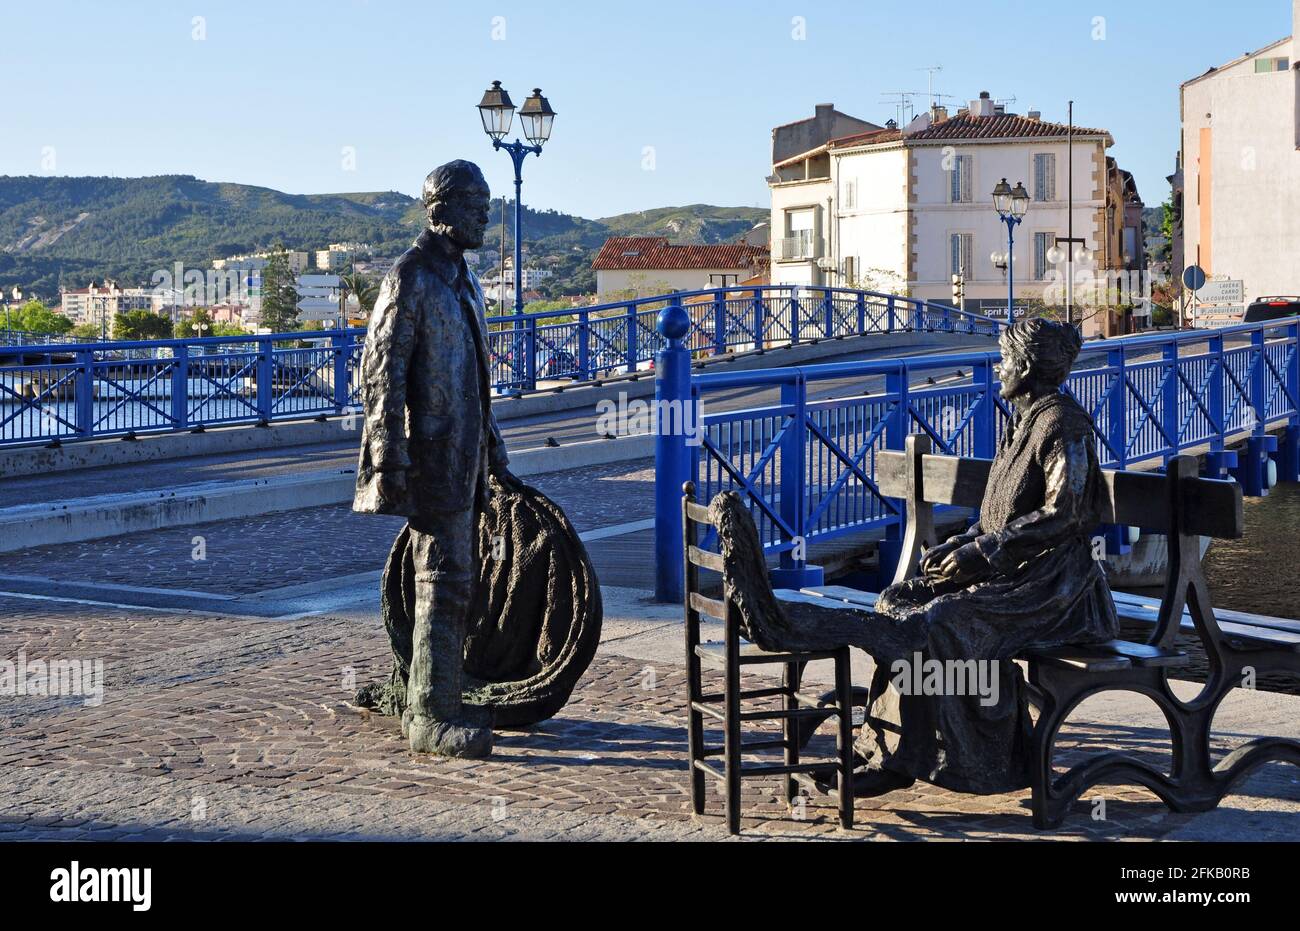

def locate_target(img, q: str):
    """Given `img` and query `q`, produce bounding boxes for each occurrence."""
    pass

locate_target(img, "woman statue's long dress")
[854,318,1119,794]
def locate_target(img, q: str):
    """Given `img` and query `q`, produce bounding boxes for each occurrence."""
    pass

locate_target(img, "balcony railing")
[773,234,822,262]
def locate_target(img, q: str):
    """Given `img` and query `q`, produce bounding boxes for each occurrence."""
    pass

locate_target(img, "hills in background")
[0,175,767,298]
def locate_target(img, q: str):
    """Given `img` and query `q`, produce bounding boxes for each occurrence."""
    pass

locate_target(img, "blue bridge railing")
[653,310,1300,601]
[0,286,995,448]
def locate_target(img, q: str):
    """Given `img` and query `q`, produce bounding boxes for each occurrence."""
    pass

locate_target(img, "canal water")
[1119,482,1300,696]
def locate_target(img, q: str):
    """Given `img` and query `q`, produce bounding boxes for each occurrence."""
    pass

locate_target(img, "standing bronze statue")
[353,160,521,758]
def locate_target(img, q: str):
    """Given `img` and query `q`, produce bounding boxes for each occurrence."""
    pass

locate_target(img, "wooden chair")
[681,480,855,835]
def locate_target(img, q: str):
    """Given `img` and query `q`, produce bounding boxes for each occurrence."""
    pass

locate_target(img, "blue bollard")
[1203,448,1238,479]
[1277,424,1300,483]
[1233,435,1278,497]
[654,304,692,603]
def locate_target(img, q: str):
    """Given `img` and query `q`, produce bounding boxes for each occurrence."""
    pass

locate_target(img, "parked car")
[1243,296,1300,323]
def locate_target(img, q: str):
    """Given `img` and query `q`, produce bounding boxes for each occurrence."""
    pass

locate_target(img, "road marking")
[578,518,655,541]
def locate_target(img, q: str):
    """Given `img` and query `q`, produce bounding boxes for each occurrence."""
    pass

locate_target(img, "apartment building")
[59,281,156,324]
[770,93,1139,334]
[1179,1,1300,311]
[590,236,768,299]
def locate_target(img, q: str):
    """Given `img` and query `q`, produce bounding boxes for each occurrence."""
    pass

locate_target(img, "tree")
[174,307,216,339]
[113,309,172,341]
[70,322,101,340]
[9,300,74,335]
[258,248,300,332]
[339,271,378,317]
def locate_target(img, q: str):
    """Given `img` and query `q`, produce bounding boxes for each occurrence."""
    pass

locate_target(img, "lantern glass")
[992,178,1012,215]
[477,80,515,141]
[519,88,556,145]
[1010,181,1030,218]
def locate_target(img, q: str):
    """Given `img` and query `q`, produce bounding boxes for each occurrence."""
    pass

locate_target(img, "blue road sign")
[1183,264,1207,292]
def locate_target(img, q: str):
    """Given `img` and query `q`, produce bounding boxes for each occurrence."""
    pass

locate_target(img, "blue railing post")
[1203,332,1234,478]
[886,294,896,332]
[875,363,911,584]
[1106,345,1127,470]
[822,288,834,338]
[973,355,997,459]
[713,289,726,356]
[170,343,189,430]
[332,329,351,414]
[524,316,538,390]
[75,349,95,439]
[1241,328,1275,496]
[577,311,590,380]
[911,299,924,331]
[256,335,274,426]
[770,370,823,589]
[654,304,692,603]
[752,289,765,351]
[1161,339,1179,463]
[790,291,802,345]
[625,303,638,374]
[856,292,866,335]
[1281,322,1300,482]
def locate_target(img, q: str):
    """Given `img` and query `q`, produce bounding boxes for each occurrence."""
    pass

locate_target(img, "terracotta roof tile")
[903,113,1109,142]
[591,236,768,272]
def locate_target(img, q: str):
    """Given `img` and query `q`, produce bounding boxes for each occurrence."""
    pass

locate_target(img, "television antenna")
[917,65,943,105]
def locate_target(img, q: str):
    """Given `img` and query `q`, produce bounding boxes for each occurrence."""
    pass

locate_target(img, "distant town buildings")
[590,236,768,298]
[314,242,370,270]
[60,281,157,324]
[213,249,311,274]
[1177,1,1300,317]
[768,92,1142,335]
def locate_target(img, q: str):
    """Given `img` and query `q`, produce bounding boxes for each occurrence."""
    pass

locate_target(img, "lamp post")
[992,178,1030,323]
[477,81,556,315]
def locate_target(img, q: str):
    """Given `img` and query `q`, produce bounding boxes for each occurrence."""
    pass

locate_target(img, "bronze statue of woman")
[709,317,1119,796]
[849,317,1119,796]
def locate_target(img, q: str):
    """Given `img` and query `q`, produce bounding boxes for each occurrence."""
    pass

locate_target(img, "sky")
[0,0,1293,218]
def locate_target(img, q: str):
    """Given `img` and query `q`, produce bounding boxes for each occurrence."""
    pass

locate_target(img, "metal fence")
[653,313,1300,601]
[0,286,995,448]
[0,330,362,446]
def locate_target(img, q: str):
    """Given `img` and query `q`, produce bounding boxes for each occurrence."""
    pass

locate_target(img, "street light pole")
[477,82,557,315]
[992,178,1030,324]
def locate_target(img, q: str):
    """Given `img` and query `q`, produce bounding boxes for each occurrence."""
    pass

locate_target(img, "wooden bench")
[818,433,1300,828]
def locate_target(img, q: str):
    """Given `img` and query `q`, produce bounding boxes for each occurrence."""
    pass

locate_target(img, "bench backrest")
[874,433,1244,651]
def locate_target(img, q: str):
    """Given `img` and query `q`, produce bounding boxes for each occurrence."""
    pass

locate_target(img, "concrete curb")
[0,433,656,552]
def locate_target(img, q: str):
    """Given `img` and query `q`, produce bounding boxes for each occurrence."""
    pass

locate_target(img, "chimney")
[1026,110,1041,121]
[815,103,834,120]
[970,91,996,117]
[930,104,949,122]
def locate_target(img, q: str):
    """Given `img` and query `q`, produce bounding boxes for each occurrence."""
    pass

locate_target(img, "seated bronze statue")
[710,317,1118,796]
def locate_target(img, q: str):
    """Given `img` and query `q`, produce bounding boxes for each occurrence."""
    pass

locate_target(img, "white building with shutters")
[770,93,1131,330]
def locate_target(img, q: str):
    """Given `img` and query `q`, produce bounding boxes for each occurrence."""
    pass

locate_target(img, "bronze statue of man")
[353,159,521,758]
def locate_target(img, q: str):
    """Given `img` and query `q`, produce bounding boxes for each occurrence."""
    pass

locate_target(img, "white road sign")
[1197,279,1245,305]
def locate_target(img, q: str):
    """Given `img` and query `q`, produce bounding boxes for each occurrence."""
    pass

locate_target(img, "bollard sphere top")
[656,304,691,341]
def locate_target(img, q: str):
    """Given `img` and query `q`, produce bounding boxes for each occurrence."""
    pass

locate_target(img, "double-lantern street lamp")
[477,80,557,314]
[991,177,1029,324]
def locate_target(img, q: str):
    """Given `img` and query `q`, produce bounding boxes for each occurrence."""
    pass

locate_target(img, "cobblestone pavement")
[3,593,1298,841]
[0,460,656,597]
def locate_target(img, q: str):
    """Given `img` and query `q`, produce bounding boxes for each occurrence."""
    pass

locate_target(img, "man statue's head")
[423,160,491,249]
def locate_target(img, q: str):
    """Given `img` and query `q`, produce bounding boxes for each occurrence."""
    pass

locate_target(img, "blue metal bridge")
[0,286,996,447]
[652,307,1300,602]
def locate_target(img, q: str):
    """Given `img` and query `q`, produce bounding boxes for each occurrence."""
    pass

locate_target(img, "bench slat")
[687,545,724,572]
[689,592,727,620]
[875,450,1244,538]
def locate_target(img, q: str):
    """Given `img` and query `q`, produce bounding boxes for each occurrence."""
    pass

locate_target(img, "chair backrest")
[681,481,790,653]
[875,433,1244,650]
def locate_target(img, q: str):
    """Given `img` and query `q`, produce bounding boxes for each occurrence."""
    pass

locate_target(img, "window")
[949,154,972,203]
[1034,231,1056,280]
[842,178,857,210]
[950,232,973,277]
[1255,56,1289,73]
[1033,153,1056,202]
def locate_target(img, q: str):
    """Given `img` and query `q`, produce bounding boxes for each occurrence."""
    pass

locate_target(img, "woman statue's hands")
[931,542,990,586]
[918,539,961,577]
